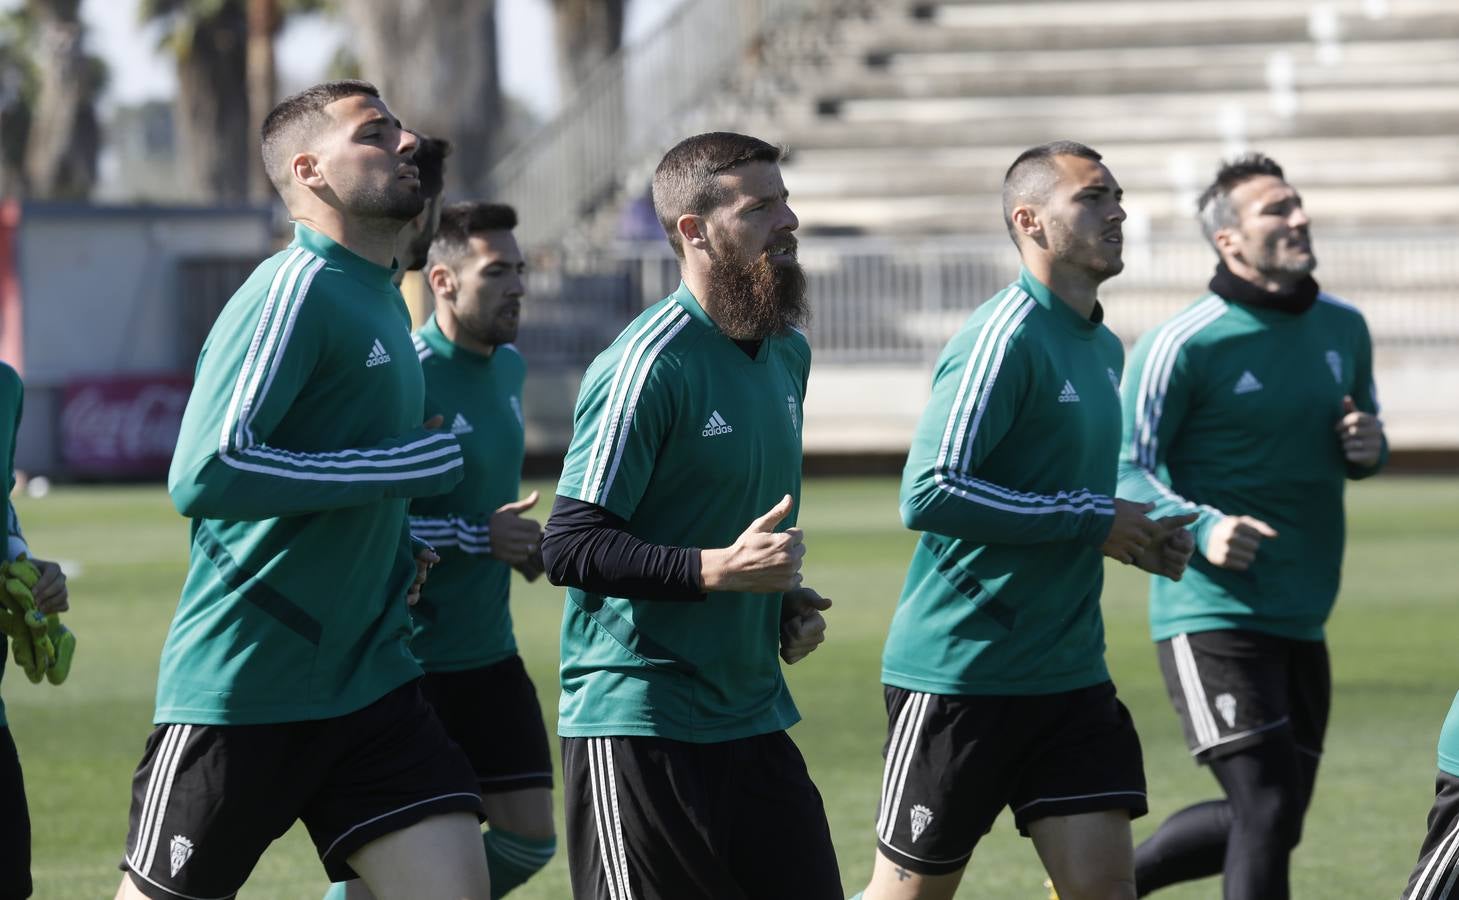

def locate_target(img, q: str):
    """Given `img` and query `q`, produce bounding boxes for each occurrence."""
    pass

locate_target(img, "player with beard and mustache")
[1121,155,1385,900]
[116,81,491,900]
[392,133,452,286]
[854,141,1194,900]
[540,132,840,900]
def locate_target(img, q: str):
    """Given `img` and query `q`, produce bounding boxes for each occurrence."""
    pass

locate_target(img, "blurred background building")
[0,0,1455,476]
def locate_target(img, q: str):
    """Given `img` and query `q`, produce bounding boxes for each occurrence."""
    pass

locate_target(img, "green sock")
[322,882,348,900]
[482,829,557,898]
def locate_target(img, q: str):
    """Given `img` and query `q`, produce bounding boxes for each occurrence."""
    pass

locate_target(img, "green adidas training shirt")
[1438,692,1459,777]
[554,282,809,742]
[158,223,464,725]
[1118,291,1384,642]
[882,269,1124,696]
[0,364,23,727]
[407,315,527,671]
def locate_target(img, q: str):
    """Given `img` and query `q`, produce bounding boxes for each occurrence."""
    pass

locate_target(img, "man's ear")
[291,151,325,191]
[677,214,709,253]
[1011,205,1041,241]
[427,263,455,301]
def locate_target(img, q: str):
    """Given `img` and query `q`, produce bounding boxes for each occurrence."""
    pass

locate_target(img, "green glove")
[3,562,51,682]
[44,614,74,685]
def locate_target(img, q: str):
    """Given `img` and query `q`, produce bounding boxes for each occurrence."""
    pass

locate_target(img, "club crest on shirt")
[1325,350,1343,384]
[910,804,934,842]
[786,394,799,432]
[1107,367,1121,394]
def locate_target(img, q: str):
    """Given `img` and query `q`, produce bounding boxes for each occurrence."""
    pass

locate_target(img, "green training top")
[1438,692,1459,777]
[159,224,465,725]
[882,269,1123,696]
[407,315,527,672]
[0,364,24,727]
[554,282,809,742]
[1118,291,1384,642]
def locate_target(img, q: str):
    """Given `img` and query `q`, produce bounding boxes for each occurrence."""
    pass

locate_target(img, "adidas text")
[366,339,392,368]
[702,411,733,437]
[1057,380,1080,403]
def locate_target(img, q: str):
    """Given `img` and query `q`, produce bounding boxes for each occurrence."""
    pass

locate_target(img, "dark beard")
[705,251,809,341]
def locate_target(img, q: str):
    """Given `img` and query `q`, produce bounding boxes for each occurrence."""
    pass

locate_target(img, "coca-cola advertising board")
[61,374,191,477]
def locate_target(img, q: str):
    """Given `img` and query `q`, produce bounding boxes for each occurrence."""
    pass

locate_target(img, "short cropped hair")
[1001,140,1103,245]
[652,132,783,258]
[412,134,453,200]
[1197,153,1287,244]
[260,79,380,195]
[427,202,519,271]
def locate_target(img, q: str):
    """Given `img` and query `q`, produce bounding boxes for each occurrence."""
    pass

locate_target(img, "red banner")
[60,374,191,477]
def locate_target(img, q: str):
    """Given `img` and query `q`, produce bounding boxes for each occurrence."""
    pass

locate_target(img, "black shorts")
[1405,770,1459,900]
[421,654,553,794]
[561,731,841,900]
[120,679,482,899]
[1156,630,1330,762]
[876,681,1147,876]
[0,726,30,900]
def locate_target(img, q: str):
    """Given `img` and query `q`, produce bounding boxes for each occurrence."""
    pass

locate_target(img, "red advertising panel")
[61,374,191,477]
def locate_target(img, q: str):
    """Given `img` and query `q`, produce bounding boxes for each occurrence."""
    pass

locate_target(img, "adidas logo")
[365,339,392,368]
[1233,370,1263,394]
[1057,380,1080,404]
[450,413,473,434]
[701,410,733,437]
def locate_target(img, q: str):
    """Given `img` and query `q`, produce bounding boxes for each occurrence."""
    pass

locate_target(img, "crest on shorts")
[909,804,934,842]
[1214,693,1238,729]
[169,835,195,877]
[1325,350,1343,384]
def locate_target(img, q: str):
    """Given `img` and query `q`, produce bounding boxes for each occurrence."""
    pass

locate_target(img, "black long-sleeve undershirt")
[541,494,705,602]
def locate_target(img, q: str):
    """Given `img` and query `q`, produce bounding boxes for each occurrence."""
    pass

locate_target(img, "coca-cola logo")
[61,376,190,474]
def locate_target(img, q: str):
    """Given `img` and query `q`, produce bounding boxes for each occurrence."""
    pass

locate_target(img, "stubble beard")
[705,250,809,341]
[351,178,426,225]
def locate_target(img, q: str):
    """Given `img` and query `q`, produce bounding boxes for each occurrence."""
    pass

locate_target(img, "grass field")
[5,475,1457,899]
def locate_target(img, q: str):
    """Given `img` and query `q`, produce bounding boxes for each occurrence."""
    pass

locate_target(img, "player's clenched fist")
[1100,499,1163,565]
[780,587,832,665]
[1204,514,1278,571]
[700,494,805,593]
[1132,512,1199,581]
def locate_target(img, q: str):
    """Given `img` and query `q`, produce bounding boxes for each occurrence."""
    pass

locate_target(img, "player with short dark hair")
[325,200,554,900]
[1403,694,1459,900]
[1121,153,1386,899]
[115,80,492,900]
[853,141,1194,900]
[392,133,453,283]
[540,131,840,899]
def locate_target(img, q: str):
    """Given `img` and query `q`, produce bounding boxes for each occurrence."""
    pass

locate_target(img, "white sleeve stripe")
[578,303,685,500]
[933,474,1115,516]
[243,257,324,447]
[234,441,460,471]
[224,431,457,463]
[596,314,692,504]
[940,469,1114,510]
[1134,297,1227,469]
[936,285,1028,473]
[219,453,462,483]
[233,253,319,449]
[218,248,309,455]
[958,297,1036,473]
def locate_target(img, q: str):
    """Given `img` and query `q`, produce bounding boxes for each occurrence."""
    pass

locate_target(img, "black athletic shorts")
[421,654,554,794]
[876,681,1147,876]
[1405,770,1459,900]
[120,679,482,899]
[561,731,841,900]
[0,725,31,900]
[1156,629,1330,762]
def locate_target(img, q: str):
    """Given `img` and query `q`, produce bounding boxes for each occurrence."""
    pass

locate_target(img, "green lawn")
[6,476,1456,898]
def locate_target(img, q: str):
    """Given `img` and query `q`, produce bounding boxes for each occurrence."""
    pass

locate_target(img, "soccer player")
[1403,693,1459,900]
[854,141,1195,900]
[392,133,452,286]
[115,80,492,900]
[540,131,839,900]
[325,201,554,900]
[1121,153,1386,899]
[0,363,69,900]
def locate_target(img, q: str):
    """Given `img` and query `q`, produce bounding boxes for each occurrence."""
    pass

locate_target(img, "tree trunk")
[552,0,625,99]
[245,0,277,204]
[339,0,500,196]
[175,0,250,203]
[23,0,97,200]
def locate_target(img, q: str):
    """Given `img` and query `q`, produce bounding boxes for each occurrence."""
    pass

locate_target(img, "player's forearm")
[408,513,492,556]
[542,494,704,601]
[900,468,1114,546]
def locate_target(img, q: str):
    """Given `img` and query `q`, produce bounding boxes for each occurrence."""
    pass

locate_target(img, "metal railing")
[487,0,850,248]
[514,232,1459,368]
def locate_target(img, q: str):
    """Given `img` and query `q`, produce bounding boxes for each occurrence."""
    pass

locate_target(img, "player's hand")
[780,587,831,665]
[1131,513,1199,581]
[423,414,445,430]
[489,491,545,567]
[699,494,805,593]
[1100,499,1162,565]
[1203,515,1278,571]
[513,548,545,583]
[407,546,440,606]
[1334,395,1383,466]
[25,558,68,615]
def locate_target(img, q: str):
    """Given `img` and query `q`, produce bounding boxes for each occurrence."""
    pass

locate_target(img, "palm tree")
[551,0,625,98]
[22,0,102,200]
